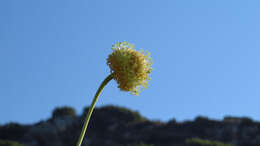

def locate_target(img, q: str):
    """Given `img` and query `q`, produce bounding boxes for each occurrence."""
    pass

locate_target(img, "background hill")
[1,105,259,146]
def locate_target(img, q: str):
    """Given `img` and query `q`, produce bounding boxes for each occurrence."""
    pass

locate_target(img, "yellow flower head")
[107,41,152,95]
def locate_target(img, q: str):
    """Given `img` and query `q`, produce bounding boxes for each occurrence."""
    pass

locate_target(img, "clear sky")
[0,0,260,124]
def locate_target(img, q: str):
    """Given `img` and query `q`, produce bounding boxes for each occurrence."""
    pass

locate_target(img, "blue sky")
[0,0,260,124]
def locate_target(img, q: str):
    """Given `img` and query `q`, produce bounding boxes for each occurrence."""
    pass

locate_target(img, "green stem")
[76,73,114,146]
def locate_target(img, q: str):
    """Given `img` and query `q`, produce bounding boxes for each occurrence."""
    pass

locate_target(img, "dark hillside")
[1,105,259,146]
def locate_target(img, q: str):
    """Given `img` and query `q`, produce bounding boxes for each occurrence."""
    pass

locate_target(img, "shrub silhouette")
[0,123,29,140]
[83,105,146,123]
[195,116,209,123]
[52,106,76,118]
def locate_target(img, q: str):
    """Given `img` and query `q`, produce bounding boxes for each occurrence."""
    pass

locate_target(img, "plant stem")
[76,73,114,146]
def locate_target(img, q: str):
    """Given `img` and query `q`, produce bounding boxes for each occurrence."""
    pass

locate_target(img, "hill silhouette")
[1,105,259,146]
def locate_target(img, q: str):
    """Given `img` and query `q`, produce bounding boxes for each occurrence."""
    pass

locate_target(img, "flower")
[107,41,152,95]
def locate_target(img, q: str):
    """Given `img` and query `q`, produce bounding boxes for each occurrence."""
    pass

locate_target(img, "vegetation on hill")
[1,105,259,146]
